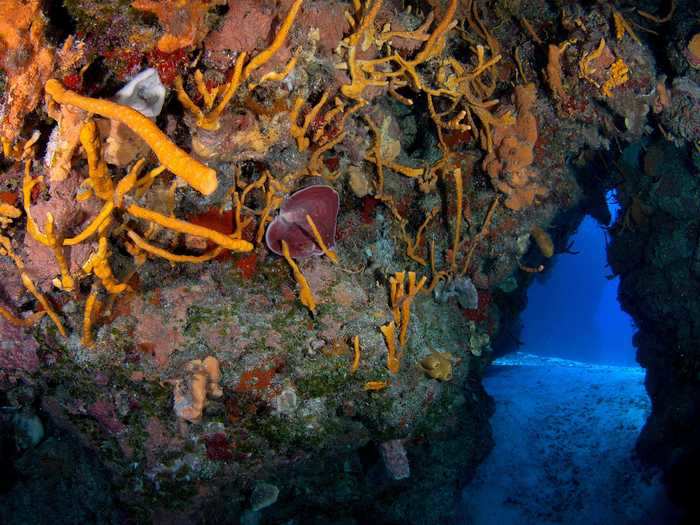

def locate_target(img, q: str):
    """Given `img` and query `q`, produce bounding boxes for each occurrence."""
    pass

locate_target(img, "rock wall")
[1,0,699,523]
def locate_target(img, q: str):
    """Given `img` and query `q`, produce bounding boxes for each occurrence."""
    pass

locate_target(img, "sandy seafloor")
[457,353,681,525]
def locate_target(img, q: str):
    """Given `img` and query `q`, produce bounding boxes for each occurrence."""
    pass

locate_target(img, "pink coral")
[206,0,275,56]
[297,1,351,54]
[22,172,101,290]
[0,317,40,374]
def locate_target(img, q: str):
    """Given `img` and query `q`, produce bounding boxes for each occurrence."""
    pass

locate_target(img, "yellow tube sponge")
[21,272,66,337]
[45,212,75,291]
[126,229,224,264]
[381,321,401,374]
[79,119,113,200]
[242,0,304,80]
[351,335,361,373]
[45,79,218,196]
[126,204,253,252]
[81,286,101,347]
[0,306,45,327]
[281,239,316,315]
[22,164,49,246]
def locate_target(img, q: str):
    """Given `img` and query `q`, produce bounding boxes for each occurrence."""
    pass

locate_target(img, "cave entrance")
[459,191,679,524]
[519,191,637,366]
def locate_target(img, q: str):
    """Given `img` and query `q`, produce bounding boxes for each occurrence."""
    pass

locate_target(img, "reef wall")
[0,0,698,523]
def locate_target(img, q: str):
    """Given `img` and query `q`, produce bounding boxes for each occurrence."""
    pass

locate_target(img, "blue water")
[460,354,677,525]
[520,194,637,366]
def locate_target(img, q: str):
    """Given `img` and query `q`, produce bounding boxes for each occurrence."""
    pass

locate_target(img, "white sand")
[459,353,680,525]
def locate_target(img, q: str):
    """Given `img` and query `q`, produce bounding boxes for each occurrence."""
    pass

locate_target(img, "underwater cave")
[1,1,700,525]
[460,192,681,524]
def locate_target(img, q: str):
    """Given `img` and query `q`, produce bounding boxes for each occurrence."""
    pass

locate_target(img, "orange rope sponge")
[0,306,45,327]
[126,204,253,252]
[44,79,218,196]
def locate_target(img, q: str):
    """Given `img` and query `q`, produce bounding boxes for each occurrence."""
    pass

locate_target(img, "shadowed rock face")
[607,139,700,518]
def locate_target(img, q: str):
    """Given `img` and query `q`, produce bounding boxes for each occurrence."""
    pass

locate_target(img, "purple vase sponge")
[265,185,339,258]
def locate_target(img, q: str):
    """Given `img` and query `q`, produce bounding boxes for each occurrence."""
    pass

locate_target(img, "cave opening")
[460,188,682,524]
[518,191,636,366]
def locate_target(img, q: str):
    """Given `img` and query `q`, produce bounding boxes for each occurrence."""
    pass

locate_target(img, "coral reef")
[0,0,699,523]
[132,0,225,53]
[0,0,54,144]
[483,83,545,211]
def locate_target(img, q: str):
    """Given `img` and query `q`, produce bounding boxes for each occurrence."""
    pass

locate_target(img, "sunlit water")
[519,204,637,366]
[457,198,680,523]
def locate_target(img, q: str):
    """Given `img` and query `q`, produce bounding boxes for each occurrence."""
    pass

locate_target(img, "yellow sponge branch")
[305,213,338,263]
[126,230,225,264]
[21,272,66,337]
[79,119,113,200]
[242,0,303,80]
[63,200,114,246]
[126,204,253,252]
[0,306,45,327]
[22,162,49,246]
[44,79,218,196]
[281,239,317,315]
[380,321,401,374]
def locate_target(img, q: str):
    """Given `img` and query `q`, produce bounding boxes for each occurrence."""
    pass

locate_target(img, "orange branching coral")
[126,204,253,252]
[80,119,114,201]
[0,234,66,336]
[483,83,547,211]
[531,225,553,258]
[601,58,629,98]
[612,10,641,45]
[83,235,129,295]
[127,230,224,263]
[45,212,75,292]
[0,201,20,229]
[21,164,49,246]
[351,335,361,374]
[580,40,630,98]
[45,79,219,196]
[176,0,302,131]
[81,285,101,347]
[0,0,54,143]
[461,195,500,275]
[0,305,44,327]
[306,214,338,264]
[281,239,316,315]
[363,380,390,391]
[290,91,330,152]
[380,321,401,374]
[544,43,571,113]
[242,0,303,80]
[389,271,427,348]
[450,168,463,273]
[579,39,612,87]
[402,207,439,267]
[175,53,247,131]
[132,0,225,53]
